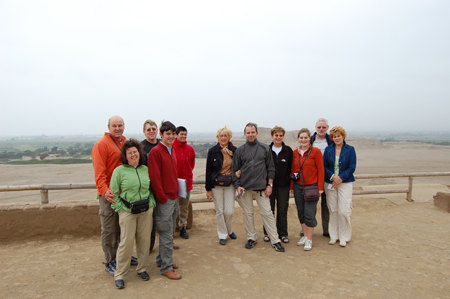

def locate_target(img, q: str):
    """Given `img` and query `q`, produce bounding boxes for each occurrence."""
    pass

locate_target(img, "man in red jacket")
[173,126,196,239]
[148,121,182,280]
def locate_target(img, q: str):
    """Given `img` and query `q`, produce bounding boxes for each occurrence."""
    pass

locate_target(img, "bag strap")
[109,135,122,151]
[298,146,313,187]
[118,196,132,208]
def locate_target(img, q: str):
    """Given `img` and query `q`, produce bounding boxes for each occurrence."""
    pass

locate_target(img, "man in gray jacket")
[232,122,285,252]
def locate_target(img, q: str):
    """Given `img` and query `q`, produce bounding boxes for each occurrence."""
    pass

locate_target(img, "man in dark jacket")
[232,122,285,252]
[310,118,333,237]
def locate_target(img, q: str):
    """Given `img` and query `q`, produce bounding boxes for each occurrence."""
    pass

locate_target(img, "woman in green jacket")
[110,139,156,289]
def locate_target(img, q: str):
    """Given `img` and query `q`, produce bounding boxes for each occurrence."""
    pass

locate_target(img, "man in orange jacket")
[92,115,134,276]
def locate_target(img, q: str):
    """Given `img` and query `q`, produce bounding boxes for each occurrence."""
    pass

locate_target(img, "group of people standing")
[206,119,357,253]
[92,116,195,289]
[92,115,356,290]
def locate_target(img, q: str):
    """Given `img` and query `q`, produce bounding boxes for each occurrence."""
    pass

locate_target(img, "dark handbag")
[214,174,232,187]
[303,185,320,202]
[120,197,150,214]
[299,149,320,202]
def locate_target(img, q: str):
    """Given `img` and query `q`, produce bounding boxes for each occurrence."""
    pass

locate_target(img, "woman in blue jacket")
[323,126,356,247]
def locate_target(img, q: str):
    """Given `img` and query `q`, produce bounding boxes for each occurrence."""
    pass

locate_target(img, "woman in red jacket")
[291,128,324,251]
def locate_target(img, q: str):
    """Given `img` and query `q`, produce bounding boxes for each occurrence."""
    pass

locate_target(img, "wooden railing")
[1,172,449,204]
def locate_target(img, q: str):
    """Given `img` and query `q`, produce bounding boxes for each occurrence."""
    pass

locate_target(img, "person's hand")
[265,185,272,198]
[235,170,241,178]
[332,175,342,188]
[206,191,213,201]
[289,189,294,196]
[104,190,116,203]
[237,187,245,196]
[319,190,324,195]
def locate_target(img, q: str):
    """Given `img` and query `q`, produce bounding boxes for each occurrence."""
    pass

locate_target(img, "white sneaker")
[339,240,346,247]
[329,239,337,245]
[304,240,312,251]
[297,236,307,246]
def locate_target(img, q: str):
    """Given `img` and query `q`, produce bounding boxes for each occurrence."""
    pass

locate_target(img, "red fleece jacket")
[148,142,178,204]
[291,146,324,191]
[173,139,196,191]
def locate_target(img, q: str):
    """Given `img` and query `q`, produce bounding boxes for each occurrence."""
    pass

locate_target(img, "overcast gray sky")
[1,0,449,137]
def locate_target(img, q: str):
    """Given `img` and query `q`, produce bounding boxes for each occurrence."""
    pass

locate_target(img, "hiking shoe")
[272,242,285,252]
[115,279,125,289]
[180,227,189,239]
[304,240,312,251]
[137,271,150,281]
[245,239,257,249]
[130,256,138,266]
[297,236,307,246]
[105,263,115,277]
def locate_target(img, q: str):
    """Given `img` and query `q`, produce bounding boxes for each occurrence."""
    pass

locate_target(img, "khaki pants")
[325,182,353,242]
[239,190,280,244]
[212,185,236,240]
[177,191,191,230]
[114,207,153,280]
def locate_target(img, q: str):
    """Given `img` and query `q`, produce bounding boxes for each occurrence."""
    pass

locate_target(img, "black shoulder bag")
[299,148,320,202]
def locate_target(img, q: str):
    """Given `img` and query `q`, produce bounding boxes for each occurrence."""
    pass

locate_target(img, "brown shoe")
[157,263,178,269]
[162,270,182,280]
[173,243,180,250]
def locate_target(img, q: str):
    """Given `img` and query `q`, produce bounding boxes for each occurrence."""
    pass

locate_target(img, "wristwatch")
[268,183,273,187]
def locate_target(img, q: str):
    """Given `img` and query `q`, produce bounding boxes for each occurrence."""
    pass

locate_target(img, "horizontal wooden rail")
[1,172,449,204]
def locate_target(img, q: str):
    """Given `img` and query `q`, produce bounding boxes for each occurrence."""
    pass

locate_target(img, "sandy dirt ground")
[0,140,450,298]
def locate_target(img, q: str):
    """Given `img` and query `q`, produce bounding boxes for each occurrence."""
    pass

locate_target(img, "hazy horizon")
[2,1,449,136]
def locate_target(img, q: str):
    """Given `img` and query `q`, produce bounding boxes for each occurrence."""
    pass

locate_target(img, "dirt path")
[1,194,449,298]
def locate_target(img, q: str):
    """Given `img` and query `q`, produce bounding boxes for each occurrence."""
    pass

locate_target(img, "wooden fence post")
[407,177,413,202]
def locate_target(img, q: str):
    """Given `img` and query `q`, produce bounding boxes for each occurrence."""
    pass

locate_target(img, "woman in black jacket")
[205,126,238,245]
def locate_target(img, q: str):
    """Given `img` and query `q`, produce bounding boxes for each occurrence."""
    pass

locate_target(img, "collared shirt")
[160,141,172,154]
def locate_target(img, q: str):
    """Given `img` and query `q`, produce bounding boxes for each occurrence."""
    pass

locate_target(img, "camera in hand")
[290,172,300,181]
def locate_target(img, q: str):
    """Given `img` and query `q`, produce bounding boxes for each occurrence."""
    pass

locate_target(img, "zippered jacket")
[232,139,275,191]
[92,133,126,196]
[110,164,156,213]
[269,142,293,187]
[205,142,237,191]
[148,142,178,204]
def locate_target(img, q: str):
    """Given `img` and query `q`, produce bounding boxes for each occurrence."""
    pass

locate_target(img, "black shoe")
[300,230,304,236]
[130,256,138,266]
[323,233,330,237]
[137,271,150,281]
[245,239,257,249]
[105,263,115,277]
[180,227,189,239]
[229,232,237,239]
[272,242,285,252]
[219,239,226,245]
[115,279,125,289]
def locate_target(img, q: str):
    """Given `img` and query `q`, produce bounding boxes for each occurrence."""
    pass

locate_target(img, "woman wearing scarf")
[205,126,238,245]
